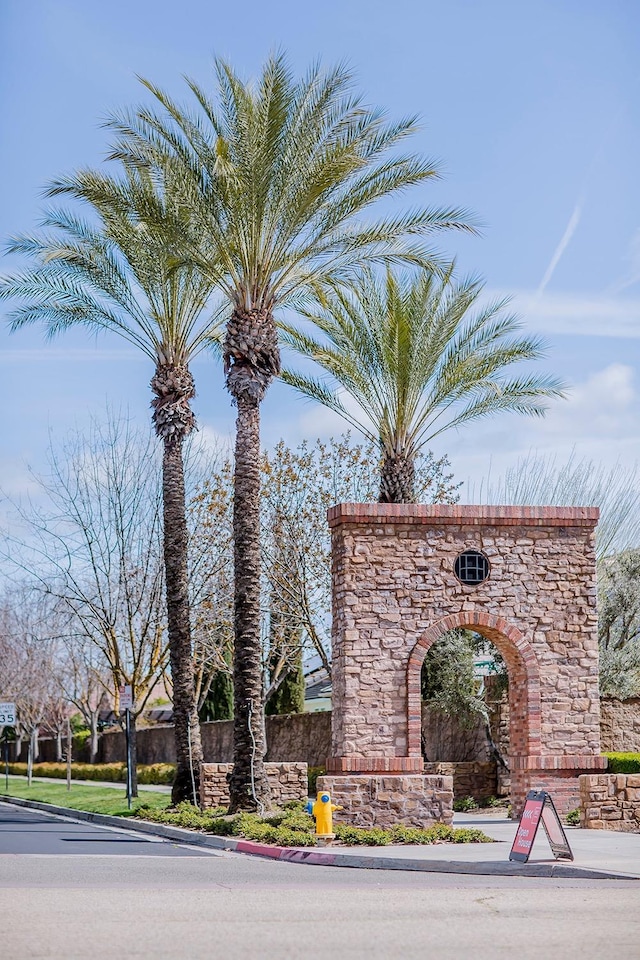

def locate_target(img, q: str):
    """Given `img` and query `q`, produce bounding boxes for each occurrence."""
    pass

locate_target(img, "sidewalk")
[3,795,639,880]
[3,773,171,793]
[314,811,640,879]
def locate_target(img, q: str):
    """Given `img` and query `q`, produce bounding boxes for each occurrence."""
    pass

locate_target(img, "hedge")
[604,752,640,774]
[6,762,175,784]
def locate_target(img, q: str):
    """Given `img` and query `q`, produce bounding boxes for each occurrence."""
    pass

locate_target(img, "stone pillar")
[327,504,606,818]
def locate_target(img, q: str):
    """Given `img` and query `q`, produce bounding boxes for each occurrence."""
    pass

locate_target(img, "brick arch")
[406,611,541,758]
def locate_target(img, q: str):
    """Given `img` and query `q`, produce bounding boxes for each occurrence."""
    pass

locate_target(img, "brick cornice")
[327,503,599,528]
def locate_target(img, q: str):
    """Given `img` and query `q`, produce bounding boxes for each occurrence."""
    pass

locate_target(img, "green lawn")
[0,779,172,817]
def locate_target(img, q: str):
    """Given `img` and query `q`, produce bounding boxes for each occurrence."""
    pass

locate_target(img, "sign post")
[66,719,72,791]
[3,733,9,793]
[0,703,16,727]
[509,790,573,863]
[119,686,133,810]
[0,704,16,794]
[124,708,132,809]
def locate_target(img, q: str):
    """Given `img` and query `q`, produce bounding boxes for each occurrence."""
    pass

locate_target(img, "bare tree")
[190,435,459,715]
[187,448,234,717]
[54,631,111,763]
[0,590,60,780]
[476,452,640,560]
[260,436,459,678]
[2,415,169,795]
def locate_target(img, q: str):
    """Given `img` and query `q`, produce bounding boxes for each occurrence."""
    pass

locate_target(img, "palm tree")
[107,54,475,810]
[281,265,566,502]
[0,163,221,804]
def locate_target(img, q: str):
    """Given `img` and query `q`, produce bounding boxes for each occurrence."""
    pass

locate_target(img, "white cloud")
[191,422,234,456]
[491,288,640,339]
[0,459,40,500]
[541,363,637,440]
[279,389,378,447]
[0,348,144,362]
[610,227,640,295]
[447,363,639,497]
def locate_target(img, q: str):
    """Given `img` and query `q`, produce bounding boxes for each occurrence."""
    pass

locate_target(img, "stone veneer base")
[200,762,308,810]
[580,773,640,832]
[317,773,454,829]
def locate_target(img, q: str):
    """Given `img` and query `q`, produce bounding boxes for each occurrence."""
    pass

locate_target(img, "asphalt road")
[0,802,213,857]
[1,802,639,960]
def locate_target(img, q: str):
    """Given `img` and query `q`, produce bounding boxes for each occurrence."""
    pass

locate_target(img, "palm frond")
[100,54,476,315]
[2,161,221,368]
[282,266,566,460]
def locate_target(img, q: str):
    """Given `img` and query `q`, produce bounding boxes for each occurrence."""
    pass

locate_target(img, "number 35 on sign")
[0,703,16,725]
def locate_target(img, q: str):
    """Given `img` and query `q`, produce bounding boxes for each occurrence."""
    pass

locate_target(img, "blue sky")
[1,0,638,498]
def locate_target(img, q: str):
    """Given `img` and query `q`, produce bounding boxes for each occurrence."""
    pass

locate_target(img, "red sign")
[509,790,573,863]
[510,797,544,861]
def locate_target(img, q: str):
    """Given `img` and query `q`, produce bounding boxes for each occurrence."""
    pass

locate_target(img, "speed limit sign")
[0,703,16,725]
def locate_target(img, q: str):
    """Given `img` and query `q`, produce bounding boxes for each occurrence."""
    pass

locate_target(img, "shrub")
[389,822,492,844]
[565,808,581,826]
[453,795,479,812]
[137,764,175,785]
[334,825,392,845]
[449,827,492,843]
[134,803,494,847]
[6,762,176,785]
[604,752,640,774]
[307,766,325,794]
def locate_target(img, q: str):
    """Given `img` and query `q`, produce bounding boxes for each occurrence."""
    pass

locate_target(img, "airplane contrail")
[535,104,628,298]
[536,198,583,297]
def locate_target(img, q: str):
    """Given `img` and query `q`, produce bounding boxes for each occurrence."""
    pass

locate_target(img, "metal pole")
[4,737,8,793]
[66,719,72,791]
[125,708,132,810]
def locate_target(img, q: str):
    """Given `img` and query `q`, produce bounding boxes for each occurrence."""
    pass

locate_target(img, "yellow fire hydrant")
[307,791,342,845]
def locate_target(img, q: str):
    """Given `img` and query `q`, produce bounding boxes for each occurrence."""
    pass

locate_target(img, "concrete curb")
[2,795,638,880]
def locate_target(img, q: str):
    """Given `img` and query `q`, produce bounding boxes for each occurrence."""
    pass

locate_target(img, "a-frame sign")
[509,790,573,862]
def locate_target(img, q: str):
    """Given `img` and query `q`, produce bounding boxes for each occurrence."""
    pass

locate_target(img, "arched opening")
[420,629,507,756]
[407,612,542,807]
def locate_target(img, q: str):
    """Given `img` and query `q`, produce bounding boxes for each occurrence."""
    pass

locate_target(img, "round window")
[454,549,490,585]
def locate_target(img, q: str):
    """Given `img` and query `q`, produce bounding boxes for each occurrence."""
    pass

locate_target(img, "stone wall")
[327,503,605,815]
[318,773,453,829]
[580,774,640,832]
[600,698,640,752]
[97,710,332,767]
[200,762,308,810]
[424,761,497,801]
[421,704,491,762]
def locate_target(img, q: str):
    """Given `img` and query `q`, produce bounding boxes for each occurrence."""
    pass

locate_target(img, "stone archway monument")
[318,504,607,825]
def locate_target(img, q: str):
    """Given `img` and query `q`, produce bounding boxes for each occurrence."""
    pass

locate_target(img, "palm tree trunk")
[162,435,203,805]
[228,392,272,812]
[379,452,416,503]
